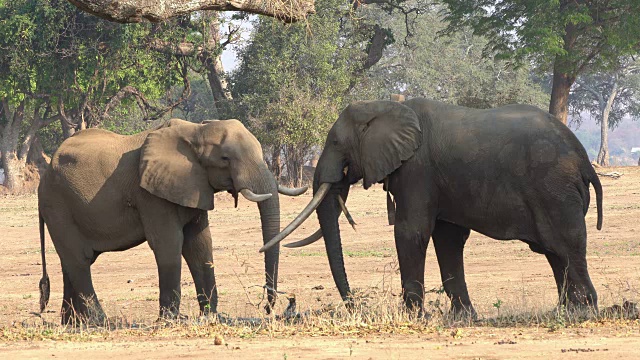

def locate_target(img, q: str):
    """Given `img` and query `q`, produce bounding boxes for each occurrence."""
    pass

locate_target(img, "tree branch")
[0,98,10,129]
[66,0,315,24]
[346,24,390,92]
[574,82,606,105]
[148,39,202,57]
[99,62,191,124]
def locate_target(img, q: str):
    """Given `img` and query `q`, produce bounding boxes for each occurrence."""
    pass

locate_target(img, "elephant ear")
[139,123,214,210]
[347,100,422,189]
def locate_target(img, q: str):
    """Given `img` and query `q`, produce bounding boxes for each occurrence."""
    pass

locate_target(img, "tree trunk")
[289,145,305,188]
[66,0,315,24]
[0,100,26,192]
[549,63,575,125]
[270,146,282,179]
[27,136,51,175]
[1,122,26,192]
[596,112,610,166]
[597,82,619,166]
[550,21,579,126]
[200,14,233,117]
[1,150,26,192]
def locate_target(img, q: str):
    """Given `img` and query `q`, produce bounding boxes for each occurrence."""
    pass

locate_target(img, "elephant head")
[139,118,306,311]
[260,100,421,302]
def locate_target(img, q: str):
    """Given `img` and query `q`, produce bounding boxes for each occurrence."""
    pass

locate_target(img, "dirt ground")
[1,166,639,359]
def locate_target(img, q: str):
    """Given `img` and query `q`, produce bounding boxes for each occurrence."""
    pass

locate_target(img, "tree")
[146,12,245,118]
[441,0,640,124]
[231,0,412,185]
[570,58,640,166]
[352,7,548,109]
[66,0,315,23]
[0,0,188,192]
[231,0,355,185]
[247,83,339,186]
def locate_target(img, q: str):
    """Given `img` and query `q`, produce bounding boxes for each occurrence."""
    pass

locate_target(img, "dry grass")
[3,269,638,343]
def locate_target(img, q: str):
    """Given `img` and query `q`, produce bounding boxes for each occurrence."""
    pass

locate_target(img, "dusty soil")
[1,166,639,358]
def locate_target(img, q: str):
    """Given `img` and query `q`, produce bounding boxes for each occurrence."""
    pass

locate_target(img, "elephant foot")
[447,305,477,322]
[558,289,598,320]
[415,308,432,322]
[557,302,598,321]
[61,297,107,327]
[61,313,107,327]
[157,303,188,323]
[200,304,217,317]
[155,313,189,326]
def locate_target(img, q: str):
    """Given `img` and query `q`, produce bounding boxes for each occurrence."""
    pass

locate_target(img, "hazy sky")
[221,48,239,72]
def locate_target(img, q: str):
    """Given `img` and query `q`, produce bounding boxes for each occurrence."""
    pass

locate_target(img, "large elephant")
[38,118,306,324]
[261,98,603,317]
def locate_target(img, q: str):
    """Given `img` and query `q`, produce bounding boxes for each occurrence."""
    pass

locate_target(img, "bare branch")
[148,39,202,56]
[362,25,388,71]
[58,97,76,128]
[98,62,191,124]
[221,24,243,49]
[358,0,423,42]
[66,0,315,24]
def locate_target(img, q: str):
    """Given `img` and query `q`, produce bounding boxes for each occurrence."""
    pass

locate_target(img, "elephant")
[261,98,604,317]
[37,118,307,324]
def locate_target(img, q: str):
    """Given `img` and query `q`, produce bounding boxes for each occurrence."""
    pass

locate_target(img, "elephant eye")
[221,156,230,161]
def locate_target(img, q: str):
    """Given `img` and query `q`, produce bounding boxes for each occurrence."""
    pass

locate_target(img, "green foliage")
[247,82,338,154]
[232,0,355,115]
[353,8,549,109]
[440,0,640,75]
[570,66,640,130]
[0,0,191,151]
[230,0,361,183]
[171,76,218,123]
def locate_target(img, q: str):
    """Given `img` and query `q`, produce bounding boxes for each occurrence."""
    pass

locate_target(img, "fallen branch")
[596,171,624,179]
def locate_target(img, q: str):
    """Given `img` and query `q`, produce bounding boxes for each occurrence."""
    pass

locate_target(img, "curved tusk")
[278,184,309,196]
[259,183,332,253]
[337,195,357,231]
[240,188,272,202]
[283,229,323,248]
[284,195,355,249]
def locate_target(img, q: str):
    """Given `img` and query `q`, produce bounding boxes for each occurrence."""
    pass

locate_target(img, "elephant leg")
[541,214,597,312]
[61,270,75,324]
[143,218,185,318]
[46,218,104,325]
[152,242,183,318]
[393,201,435,314]
[59,258,104,325]
[431,220,476,319]
[182,212,217,315]
[545,250,597,311]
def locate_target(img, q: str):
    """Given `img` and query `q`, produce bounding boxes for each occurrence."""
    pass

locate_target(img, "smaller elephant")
[38,118,306,324]
[262,98,603,317]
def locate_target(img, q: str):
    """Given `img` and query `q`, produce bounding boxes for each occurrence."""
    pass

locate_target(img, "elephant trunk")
[315,177,352,303]
[252,165,281,314]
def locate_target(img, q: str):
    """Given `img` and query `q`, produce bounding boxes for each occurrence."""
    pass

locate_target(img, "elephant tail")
[38,212,50,313]
[589,168,604,231]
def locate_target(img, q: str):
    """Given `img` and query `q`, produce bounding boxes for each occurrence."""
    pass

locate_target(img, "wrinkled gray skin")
[282,98,603,317]
[38,119,283,324]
